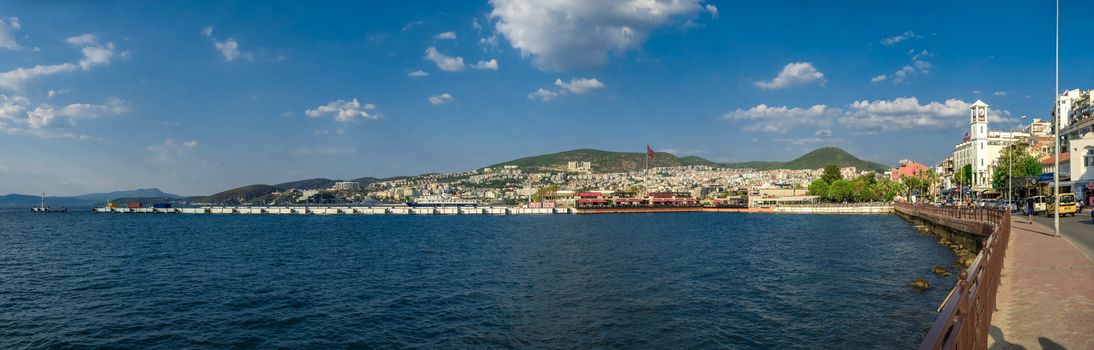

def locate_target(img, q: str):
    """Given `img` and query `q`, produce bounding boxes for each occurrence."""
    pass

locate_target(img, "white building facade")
[950,100,1029,190]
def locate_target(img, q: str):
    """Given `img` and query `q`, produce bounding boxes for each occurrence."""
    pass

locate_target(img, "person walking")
[1026,197,1034,224]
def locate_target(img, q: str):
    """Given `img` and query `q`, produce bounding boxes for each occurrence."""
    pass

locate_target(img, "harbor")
[90,204,897,215]
[93,206,572,215]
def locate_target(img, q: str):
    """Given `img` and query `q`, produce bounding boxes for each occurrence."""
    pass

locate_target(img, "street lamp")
[1053,0,1061,237]
[1009,116,1028,212]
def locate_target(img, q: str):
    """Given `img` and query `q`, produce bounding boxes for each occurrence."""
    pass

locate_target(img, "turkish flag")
[646,145,655,160]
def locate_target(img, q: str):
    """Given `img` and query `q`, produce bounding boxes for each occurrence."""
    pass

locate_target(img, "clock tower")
[969,100,990,187]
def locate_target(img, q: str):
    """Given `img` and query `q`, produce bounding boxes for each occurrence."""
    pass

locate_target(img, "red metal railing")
[894,203,1011,350]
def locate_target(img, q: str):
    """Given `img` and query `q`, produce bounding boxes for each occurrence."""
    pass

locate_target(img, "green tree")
[828,179,853,202]
[993,144,1041,189]
[532,185,559,202]
[808,179,829,198]
[821,164,843,183]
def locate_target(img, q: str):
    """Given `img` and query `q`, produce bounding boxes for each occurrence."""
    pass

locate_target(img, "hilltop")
[732,147,890,172]
[486,149,694,173]
[488,147,890,173]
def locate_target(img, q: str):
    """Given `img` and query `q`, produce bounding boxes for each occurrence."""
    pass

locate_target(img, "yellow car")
[1046,193,1078,217]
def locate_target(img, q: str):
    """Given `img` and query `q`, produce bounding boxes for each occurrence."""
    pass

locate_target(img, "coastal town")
[154,89,1092,213]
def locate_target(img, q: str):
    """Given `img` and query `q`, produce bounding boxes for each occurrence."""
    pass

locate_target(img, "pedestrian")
[1026,198,1034,224]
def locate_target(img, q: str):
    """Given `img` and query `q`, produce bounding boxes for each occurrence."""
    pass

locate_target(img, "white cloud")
[428,93,454,105]
[554,78,605,94]
[0,95,30,121]
[202,26,252,62]
[0,34,125,91]
[528,77,606,102]
[892,66,916,84]
[402,20,424,32]
[67,34,125,70]
[215,39,243,61]
[705,4,719,18]
[881,31,919,46]
[885,50,932,84]
[435,31,457,40]
[65,34,97,46]
[478,34,499,51]
[489,0,709,71]
[841,97,1012,131]
[27,97,130,129]
[472,59,498,70]
[721,104,839,132]
[0,17,21,50]
[972,90,981,95]
[424,46,464,72]
[0,64,79,91]
[871,75,887,83]
[723,97,1012,133]
[408,70,429,78]
[994,91,1008,96]
[755,62,826,90]
[305,99,381,122]
[527,88,559,102]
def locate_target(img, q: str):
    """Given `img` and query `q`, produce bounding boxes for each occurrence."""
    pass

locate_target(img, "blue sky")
[1,1,1092,195]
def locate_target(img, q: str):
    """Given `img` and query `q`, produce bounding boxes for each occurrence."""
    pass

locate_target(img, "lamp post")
[1009,116,1028,212]
[1053,0,1060,237]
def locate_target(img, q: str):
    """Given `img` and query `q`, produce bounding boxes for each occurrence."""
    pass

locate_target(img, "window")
[1086,149,1094,167]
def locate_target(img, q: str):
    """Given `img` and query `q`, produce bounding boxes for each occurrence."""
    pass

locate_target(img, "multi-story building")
[949,100,1030,190]
[1055,89,1094,201]
[332,181,360,191]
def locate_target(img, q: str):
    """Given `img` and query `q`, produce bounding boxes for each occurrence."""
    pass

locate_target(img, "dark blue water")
[0,211,955,349]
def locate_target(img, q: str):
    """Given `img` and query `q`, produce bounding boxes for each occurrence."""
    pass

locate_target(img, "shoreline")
[87,204,894,215]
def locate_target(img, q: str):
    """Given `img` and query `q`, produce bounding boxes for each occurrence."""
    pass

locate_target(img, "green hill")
[274,178,336,190]
[200,184,280,204]
[720,147,889,172]
[778,147,889,172]
[486,148,693,173]
[488,147,890,173]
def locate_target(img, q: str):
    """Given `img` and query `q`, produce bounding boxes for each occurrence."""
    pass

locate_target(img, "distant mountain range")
[0,188,180,208]
[488,147,890,173]
[0,147,892,207]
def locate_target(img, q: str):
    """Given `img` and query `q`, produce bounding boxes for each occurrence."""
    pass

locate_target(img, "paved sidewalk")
[988,217,1094,349]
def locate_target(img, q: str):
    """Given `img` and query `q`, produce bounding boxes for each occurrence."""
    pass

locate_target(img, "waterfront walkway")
[988,216,1094,350]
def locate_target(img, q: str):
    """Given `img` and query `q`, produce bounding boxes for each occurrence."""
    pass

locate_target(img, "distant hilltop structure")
[567,161,592,173]
[332,181,360,191]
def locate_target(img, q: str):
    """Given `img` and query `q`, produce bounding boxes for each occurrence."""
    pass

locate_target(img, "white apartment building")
[332,181,361,191]
[950,100,1030,190]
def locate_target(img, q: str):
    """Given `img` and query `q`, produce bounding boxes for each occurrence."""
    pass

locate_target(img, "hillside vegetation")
[488,147,890,173]
[487,149,693,173]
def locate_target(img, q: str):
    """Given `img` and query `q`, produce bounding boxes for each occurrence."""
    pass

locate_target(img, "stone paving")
[988,217,1094,350]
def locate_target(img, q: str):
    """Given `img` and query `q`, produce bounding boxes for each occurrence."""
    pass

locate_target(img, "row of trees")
[808,164,939,203]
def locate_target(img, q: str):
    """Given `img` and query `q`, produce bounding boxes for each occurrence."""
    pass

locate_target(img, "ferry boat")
[31,193,67,213]
[406,195,479,207]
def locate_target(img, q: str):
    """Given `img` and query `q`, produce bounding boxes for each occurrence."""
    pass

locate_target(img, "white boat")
[31,193,67,213]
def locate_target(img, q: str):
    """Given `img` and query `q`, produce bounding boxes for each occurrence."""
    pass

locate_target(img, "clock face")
[978,108,986,117]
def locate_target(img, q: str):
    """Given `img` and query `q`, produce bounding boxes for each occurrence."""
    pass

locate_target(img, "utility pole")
[1053,0,1060,237]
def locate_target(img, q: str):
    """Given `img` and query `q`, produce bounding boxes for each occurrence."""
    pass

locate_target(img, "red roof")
[890,161,930,182]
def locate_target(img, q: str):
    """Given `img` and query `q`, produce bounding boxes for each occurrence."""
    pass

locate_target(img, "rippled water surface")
[0,211,956,349]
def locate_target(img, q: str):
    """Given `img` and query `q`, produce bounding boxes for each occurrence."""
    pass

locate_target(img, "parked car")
[1045,193,1078,217]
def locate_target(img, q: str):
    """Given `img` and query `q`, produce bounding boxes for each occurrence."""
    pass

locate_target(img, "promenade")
[988,216,1094,349]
